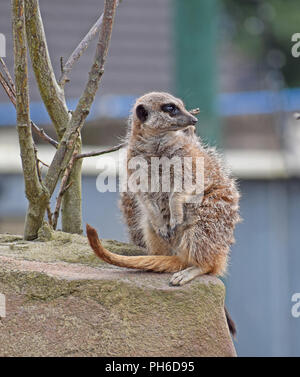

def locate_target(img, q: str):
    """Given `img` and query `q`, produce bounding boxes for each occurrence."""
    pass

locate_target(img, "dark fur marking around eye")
[136,104,148,123]
[161,103,180,117]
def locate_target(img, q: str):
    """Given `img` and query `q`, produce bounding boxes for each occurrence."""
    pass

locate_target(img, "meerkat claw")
[169,270,190,286]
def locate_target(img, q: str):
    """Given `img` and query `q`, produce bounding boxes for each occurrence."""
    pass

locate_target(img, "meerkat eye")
[161,103,180,116]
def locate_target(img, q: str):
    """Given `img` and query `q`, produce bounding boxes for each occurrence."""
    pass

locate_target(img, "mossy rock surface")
[0,230,145,266]
[0,231,236,357]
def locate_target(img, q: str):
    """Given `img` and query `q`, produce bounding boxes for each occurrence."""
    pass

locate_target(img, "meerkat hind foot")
[169,266,204,286]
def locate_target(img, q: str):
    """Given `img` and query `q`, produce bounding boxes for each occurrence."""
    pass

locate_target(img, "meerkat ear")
[136,104,148,123]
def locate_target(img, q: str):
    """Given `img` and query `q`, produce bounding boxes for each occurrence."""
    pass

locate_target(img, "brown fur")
[87,224,187,272]
[87,91,241,276]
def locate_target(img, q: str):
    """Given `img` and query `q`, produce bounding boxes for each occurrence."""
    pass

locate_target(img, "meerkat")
[86,92,241,336]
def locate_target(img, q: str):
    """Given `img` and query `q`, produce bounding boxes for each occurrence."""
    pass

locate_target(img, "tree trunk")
[24,0,83,234]
[61,137,83,233]
[12,0,50,240]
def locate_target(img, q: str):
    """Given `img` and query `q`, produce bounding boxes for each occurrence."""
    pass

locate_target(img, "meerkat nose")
[190,116,198,125]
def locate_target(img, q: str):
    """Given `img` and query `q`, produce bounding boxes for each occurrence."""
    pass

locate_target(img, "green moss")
[0,234,23,243]
[0,230,145,266]
[37,222,54,241]
[0,265,224,309]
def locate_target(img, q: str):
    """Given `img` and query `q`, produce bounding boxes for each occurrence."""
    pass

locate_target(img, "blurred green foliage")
[222,0,300,87]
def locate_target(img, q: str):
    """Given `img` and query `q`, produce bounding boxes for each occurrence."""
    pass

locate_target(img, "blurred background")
[1,0,300,356]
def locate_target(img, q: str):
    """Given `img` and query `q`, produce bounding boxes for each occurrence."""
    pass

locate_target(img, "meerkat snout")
[169,112,198,130]
[176,113,198,127]
[189,115,198,125]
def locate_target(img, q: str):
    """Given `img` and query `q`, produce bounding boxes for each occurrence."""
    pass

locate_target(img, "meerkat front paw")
[169,216,183,235]
[169,267,203,286]
[157,224,171,241]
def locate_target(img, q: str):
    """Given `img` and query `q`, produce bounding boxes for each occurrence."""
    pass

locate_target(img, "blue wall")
[0,174,300,356]
[226,179,300,356]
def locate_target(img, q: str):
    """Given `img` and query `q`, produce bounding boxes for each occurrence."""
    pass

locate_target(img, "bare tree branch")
[45,0,118,197]
[58,13,104,88]
[30,123,59,148]
[34,137,53,229]
[25,0,83,232]
[24,0,70,138]
[53,182,73,230]
[60,56,64,76]
[0,57,15,91]
[0,71,16,106]
[75,142,126,160]
[46,205,53,228]
[37,158,49,168]
[59,1,121,88]
[12,0,49,240]
[52,147,78,230]
[0,66,58,148]
[9,0,118,238]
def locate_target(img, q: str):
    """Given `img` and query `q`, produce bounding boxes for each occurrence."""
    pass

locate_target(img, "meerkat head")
[131,92,198,135]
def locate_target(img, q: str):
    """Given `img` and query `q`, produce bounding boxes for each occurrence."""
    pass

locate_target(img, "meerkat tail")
[224,306,237,338]
[86,224,186,273]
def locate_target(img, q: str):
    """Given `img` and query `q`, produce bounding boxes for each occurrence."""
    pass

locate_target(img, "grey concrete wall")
[0,0,172,103]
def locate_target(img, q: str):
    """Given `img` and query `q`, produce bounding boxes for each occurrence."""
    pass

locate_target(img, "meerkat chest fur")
[128,130,198,216]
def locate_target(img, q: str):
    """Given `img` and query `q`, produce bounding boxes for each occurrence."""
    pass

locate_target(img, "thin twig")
[46,205,53,228]
[33,126,53,226]
[0,58,15,91]
[75,142,126,160]
[30,123,59,148]
[0,71,16,106]
[35,145,52,227]
[52,147,78,230]
[58,13,104,87]
[37,158,49,168]
[59,0,120,88]
[0,67,59,148]
[60,56,64,75]
[34,145,42,183]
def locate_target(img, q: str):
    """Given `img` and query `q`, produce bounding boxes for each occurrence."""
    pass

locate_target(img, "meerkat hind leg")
[169,266,205,286]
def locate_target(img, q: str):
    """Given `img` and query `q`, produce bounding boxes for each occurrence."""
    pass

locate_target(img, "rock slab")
[0,232,236,357]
